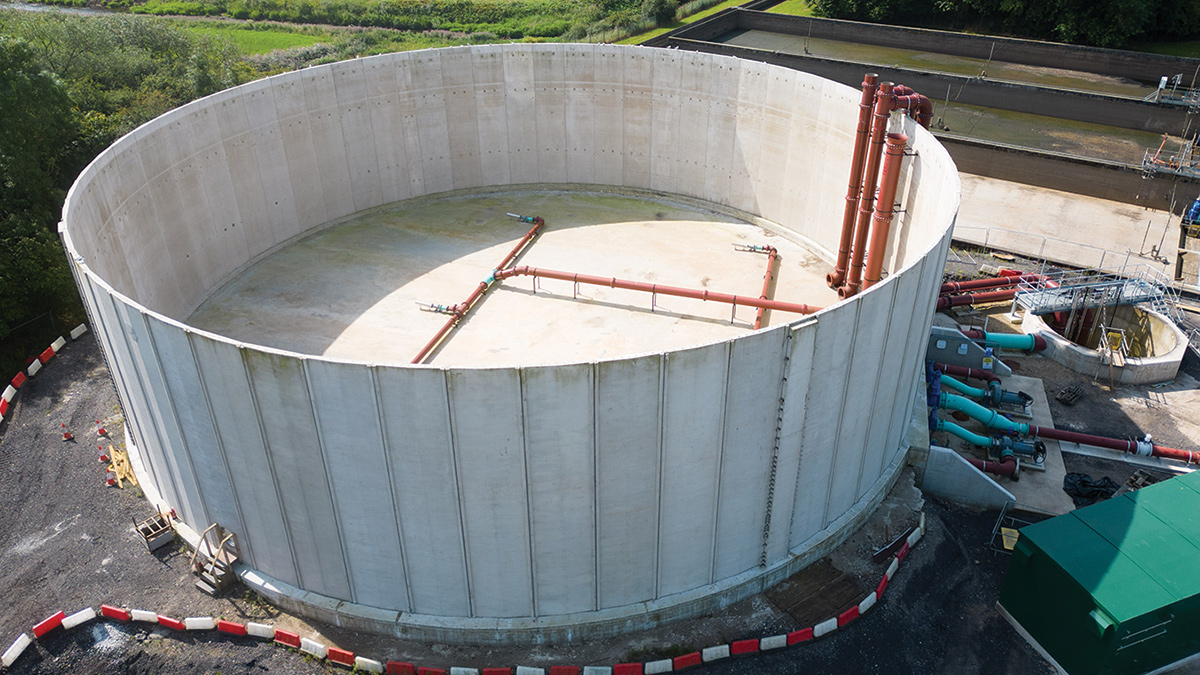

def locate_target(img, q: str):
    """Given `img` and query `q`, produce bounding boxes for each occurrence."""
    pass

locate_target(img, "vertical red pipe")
[842,82,894,299]
[863,132,908,290]
[753,246,778,330]
[828,74,879,290]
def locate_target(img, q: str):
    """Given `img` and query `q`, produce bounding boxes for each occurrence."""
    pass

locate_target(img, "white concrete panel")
[790,301,859,546]
[674,52,712,200]
[376,367,470,616]
[215,95,274,262]
[658,342,728,595]
[274,78,328,235]
[447,368,534,617]
[189,334,298,584]
[713,329,786,579]
[595,355,661,608]
[534,44,567,183]
[116,301,208,528]
[331,60,384,212]
[886,244,944,461]
[825,282,893,521]
[89,289,181,513]
[410,50,453,194]
[620,49,653,189]
[765,321,817,562]
[472,45,511,187]
[392,52,429,197]
[367,60,413,205]
[860,271,920,492]
[304,70,356,222]
[244,350,351,599]
[441,48,484,191]
[756,71,795,224]
[592,45,625,186]
[306,359,408,610]
[144,315,246,544]
[522,363,596,615]
[728,62,766,214]
[649,50,682,196]
[703,56,737,208]
[503,45,539,185]
[563,45,596,185]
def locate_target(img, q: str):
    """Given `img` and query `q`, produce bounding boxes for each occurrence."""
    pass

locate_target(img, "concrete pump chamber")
[60,44,959,643]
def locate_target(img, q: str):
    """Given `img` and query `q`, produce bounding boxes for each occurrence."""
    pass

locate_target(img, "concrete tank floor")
[187,189,840,367]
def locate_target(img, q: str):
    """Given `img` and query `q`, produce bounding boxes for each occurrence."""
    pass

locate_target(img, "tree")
[0,36,76,229]
[642,0,677,25]
[0,37,79,345]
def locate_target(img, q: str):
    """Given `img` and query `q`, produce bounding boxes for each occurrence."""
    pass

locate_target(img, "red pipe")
[828,73,880,290]
[1029,426,1200,464]
[936,287,1018,310]
[967,456,1017,477]
[863,132,908,290]
[939,274,1044,295]
[842,81,894,299]
[891,85,933,129]
[411,216,544,364]
[494,266,823,317]
[754,246,779,330]
[931,362,1001,384]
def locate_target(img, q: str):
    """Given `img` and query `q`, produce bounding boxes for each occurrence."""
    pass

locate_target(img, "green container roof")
[1020,471,1200,623]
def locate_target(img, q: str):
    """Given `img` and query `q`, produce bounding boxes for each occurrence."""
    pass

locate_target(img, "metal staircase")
[191,523,240,596]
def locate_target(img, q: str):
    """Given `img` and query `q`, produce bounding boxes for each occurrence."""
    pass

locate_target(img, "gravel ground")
[0,339,328,675]
[0,332,1070,674]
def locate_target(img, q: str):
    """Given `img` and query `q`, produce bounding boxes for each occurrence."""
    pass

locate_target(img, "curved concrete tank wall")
[60,44,959,643]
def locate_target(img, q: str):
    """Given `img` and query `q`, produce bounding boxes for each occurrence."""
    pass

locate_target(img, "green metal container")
[1001,470,1200,675]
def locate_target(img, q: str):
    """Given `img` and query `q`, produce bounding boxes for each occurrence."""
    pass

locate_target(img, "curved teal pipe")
[936,420,994,447]
[939,374,987,400]
[939,392,1030,434]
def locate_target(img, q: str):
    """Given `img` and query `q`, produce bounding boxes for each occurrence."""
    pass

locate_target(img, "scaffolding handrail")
[1014,263,1182,323]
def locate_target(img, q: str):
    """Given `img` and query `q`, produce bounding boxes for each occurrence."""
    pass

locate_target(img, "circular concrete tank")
[1022,306,1187,385]
[61,44,959,643]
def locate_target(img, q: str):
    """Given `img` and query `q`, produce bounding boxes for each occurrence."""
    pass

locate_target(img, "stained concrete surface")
[956,174,1177,272]
[188,190,838,368]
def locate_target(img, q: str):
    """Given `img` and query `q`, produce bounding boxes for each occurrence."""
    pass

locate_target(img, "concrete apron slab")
[955,174,1176,273]
[1001,373,1074,516]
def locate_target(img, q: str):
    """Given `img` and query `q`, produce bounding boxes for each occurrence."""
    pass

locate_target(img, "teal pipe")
[936,420,994,447]
[939,392,1030,434]
[939,374,988,400]
[962,329,1046,352]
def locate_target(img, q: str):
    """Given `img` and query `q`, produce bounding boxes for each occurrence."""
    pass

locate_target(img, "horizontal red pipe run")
[1029,426,1200,464]
[939,274,1043,296]
[494,266,822,316]
[931,362,1001,384]
[936,288,1017,310]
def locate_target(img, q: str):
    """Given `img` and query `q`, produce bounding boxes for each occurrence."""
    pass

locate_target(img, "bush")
[641,0,677,24]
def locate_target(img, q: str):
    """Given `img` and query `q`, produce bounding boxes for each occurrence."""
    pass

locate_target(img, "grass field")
[765,0,813,16]
[181,22,329,53]
[617,0,744,44]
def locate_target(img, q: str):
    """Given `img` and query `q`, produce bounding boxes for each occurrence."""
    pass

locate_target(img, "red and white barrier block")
[0,516,927,673]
